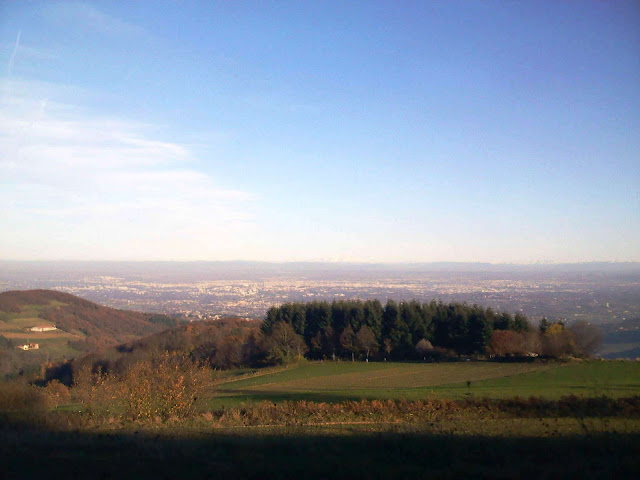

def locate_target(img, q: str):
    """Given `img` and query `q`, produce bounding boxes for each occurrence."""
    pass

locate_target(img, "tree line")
[39,300,602,385]
[261,299,602,363]
[262,299,532,361]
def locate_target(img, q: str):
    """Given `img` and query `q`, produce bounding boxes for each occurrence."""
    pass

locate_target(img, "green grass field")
[0,302,64,335]
[0,300,67,322]
[212,360,640,407]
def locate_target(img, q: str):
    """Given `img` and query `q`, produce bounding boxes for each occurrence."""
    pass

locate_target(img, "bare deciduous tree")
[356,326,378,361]
[264,321,307,364]
[568,321,603,357]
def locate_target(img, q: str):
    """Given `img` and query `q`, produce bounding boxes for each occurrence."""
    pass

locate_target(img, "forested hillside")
[43,317,261,385]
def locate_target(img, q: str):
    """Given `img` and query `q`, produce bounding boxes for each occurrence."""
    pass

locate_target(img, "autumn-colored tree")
[213,335,245,369]
[415,338,434,358]
[486,330,525,357]
[355,325,378,361]
[521,330,542,356]
[542,322,574,357]
[42,379,71,408]
[242,330,264,365]
[72,353,209,421]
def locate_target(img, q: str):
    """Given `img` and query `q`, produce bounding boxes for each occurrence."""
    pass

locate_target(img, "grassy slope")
[0,301,84,359]
[433,361,640,399]
[213,360,640,407]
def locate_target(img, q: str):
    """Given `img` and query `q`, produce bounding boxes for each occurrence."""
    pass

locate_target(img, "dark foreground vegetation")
[2,382,639,479]
[2,355,639,478]
[3,426,639,479]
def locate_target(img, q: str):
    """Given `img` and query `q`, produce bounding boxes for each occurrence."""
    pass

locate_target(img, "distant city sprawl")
[0,262,638,324]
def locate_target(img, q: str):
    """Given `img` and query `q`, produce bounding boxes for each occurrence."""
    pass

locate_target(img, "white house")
[29,326,57,332]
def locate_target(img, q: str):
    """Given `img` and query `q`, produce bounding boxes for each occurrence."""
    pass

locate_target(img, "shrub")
[42,380,71,407]
[72,353,210,422]
[486,330,525,357]
[0,379,51,412]
[415,339,433,357]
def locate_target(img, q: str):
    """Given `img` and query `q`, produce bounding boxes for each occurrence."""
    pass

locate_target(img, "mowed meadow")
[212,360,640,407]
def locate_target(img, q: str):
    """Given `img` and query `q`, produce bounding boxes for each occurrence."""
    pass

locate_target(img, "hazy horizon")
[2,2,638,263]
[3,259,639,325]
[3,258,640,274]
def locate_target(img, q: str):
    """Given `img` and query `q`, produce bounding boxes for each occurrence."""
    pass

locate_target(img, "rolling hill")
[0,289,182,375]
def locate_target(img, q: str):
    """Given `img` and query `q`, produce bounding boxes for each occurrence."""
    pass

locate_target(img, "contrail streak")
[8,30,21,75]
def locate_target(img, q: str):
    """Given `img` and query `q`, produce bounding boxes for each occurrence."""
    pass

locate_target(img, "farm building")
[29,326,57,332]
[17,343,39,351]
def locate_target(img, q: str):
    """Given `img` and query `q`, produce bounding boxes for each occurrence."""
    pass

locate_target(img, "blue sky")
[1,1,638,262]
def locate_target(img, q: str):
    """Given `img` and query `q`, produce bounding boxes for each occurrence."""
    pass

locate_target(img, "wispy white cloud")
[0,102,190,176]
[0,79,257,260]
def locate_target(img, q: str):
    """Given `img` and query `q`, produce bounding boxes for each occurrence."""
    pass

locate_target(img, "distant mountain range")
[2,260,640,281]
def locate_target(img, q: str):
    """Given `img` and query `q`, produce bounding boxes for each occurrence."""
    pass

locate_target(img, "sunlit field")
[211,360,640,407]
